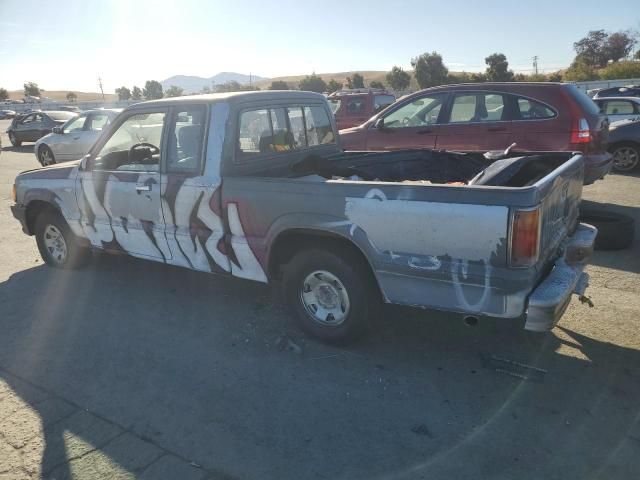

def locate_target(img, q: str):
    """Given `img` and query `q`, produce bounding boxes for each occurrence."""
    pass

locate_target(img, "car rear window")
[567,85,601,116]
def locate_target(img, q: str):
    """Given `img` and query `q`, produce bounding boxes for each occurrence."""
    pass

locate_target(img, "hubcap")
[300,270,350,326]
[612,147,639,171]
[40,148,54,166]
[43,224,68,264]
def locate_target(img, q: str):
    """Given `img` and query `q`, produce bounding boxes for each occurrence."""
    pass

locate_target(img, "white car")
[593,97,640,125]
[34,109,122,166]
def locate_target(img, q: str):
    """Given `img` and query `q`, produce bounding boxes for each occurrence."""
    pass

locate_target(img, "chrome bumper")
[524,223,598,332]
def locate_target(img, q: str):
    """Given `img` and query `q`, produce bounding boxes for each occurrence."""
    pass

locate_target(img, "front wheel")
[8,131,21,147]
[610,142,640,172]
[35,210,89,269]
[38,145,55,166]
[283,248,378,343]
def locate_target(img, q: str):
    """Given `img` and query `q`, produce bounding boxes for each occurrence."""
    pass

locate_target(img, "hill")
[161,72,267,93]
[253,71,392,89]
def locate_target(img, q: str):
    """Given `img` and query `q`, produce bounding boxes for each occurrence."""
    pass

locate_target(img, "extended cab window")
[92,111,165,172]
[166,106,206,173]
[516,97,556,119]
[382,94,445,128]
[449,93,505,123]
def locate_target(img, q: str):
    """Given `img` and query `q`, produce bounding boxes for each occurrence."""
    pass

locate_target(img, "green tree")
[484,53,514,81]
[635,50,640,60]
[143,80,163,100]
[115,86,131,101]
[23,82,40,97]
[547,71,563,82]
[470,72,487,82]
[346,73,365,89]
[164,85,184,97]
[269,80,289,90]
[66,92,77,102]
[214,80,258,93]
[0,88,8,101]
[599,61,640,80]
[604,31,637,63]
[326,79,343,93]
[369,80,385,89]
[386,66,411,91]
[201,85,212,94]
[299,73,327,93]
[411,52,448,88]
[574,30,609,68]
[131,86,142,100]
[564,59,599,81]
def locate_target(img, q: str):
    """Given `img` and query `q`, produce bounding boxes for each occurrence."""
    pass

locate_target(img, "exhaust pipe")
[463,315,479,327]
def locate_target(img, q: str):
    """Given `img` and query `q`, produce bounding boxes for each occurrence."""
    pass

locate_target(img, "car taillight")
[510,208,540,267]
[570,118,591,144]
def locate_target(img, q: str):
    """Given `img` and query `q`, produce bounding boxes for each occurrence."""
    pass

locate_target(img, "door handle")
[135,185,151,192]
[487,126,507,132]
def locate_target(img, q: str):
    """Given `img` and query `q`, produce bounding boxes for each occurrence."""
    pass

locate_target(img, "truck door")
[78,108,171,260]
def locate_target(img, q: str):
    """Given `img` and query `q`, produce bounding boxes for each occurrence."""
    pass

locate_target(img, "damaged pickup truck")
[11,91,596,343]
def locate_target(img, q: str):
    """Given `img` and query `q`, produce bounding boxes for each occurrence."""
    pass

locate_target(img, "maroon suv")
[340,83,611,184]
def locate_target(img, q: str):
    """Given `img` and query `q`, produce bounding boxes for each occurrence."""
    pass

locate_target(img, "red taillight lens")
[570,118,591,144]
[510,208,540,267]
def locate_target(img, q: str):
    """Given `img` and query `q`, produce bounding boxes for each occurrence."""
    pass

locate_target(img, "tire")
[38,145,55,166]
[610,142,640,172]
[35,209,89,268]
[579,209,635,250]
[8,131,21,147]
[283,248,378,344]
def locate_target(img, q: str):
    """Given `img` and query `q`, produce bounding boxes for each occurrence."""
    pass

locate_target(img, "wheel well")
[25,201,59,235]
[608,140,640,152]
[268,229,382,295]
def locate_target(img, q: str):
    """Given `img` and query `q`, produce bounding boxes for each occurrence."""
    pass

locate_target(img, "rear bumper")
[524,223,598,332]
[583,152,613,185]
[10,204,30,235]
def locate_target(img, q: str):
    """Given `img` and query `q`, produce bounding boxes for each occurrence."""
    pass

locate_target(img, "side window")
[166,106,206,173]
[382,95,445,128]
[345,97,366,115]
[603,100,635,115]
[92,111,165,172]
[238,109,271,155]
[304,106,335,146]
[373,94,395,114]
[269,108,293,152]
[86,113,110,132]
[288,107,306,149]
[20,114,34,124]
[516,97,556,119]
[64,115,87,133]
[449,93,505,123]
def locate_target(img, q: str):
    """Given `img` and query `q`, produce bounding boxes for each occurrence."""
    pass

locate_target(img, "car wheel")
[579,209,634,250]
[283,248,378,344]
[38,145,56,166]
[8,131,21,147]
[35,209,90,269]
[610,142,640,172]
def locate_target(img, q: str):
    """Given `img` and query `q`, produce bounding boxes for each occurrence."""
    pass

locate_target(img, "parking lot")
[1,117,639,479]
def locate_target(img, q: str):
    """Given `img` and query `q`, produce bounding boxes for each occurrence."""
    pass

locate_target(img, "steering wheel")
[129,142,160,164]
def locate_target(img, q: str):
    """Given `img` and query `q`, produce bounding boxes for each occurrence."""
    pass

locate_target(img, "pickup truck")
[11,91,597,343]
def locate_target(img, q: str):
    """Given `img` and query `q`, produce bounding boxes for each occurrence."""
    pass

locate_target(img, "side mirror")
[53,126,63,134]
[374,118,385,129]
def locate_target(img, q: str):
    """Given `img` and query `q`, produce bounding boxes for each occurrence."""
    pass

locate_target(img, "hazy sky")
[0,0,638,92]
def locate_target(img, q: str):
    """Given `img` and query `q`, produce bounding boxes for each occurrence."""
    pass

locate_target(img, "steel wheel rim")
[612,147,639,171]
[300,270,350,326]
[40,147,53,165]
[43,224,68,264]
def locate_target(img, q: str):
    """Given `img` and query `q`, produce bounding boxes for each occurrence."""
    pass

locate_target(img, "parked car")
[34,109,122,166]
[593,96,640,125]
[10,91,596,343]
[0,109,16,119]
[605,119,640,172]
[7,110,78,146]
[340,82,611,185]
[593,85,640,99]
[59,105,82,113]
[328,89,395,130]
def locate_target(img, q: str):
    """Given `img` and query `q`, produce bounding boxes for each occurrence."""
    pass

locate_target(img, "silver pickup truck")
[10,91,596,343]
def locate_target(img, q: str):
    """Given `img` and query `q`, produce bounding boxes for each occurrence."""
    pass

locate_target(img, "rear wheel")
[283,248,378,343]
[35,210,89,268]
[38,145,55,166]
[610,142,640,172]
[8,131,21,147]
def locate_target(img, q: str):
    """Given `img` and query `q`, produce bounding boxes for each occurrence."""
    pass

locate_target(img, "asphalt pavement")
[1,118,639,479]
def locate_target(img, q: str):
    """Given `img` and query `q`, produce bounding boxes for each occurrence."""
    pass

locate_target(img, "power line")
[98,76,105,102]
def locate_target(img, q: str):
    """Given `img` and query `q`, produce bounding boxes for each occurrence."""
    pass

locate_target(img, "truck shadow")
[0,256,639,479]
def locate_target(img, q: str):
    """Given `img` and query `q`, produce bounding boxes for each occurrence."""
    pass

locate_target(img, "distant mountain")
[161,72,267,93]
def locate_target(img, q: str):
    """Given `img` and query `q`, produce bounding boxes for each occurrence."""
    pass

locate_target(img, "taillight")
[570,118,591,144]
[510,208,540,267]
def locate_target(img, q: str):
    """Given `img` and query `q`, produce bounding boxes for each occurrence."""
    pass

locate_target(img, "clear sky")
[0,0,638,92]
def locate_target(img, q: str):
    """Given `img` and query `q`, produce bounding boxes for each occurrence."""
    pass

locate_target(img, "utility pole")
[98,76,105,102]
[249,72,252,88]
[532,56,539,76]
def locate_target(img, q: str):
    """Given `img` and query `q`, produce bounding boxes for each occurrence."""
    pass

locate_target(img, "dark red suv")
[339,83,611,184]
[328,89,395,130]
